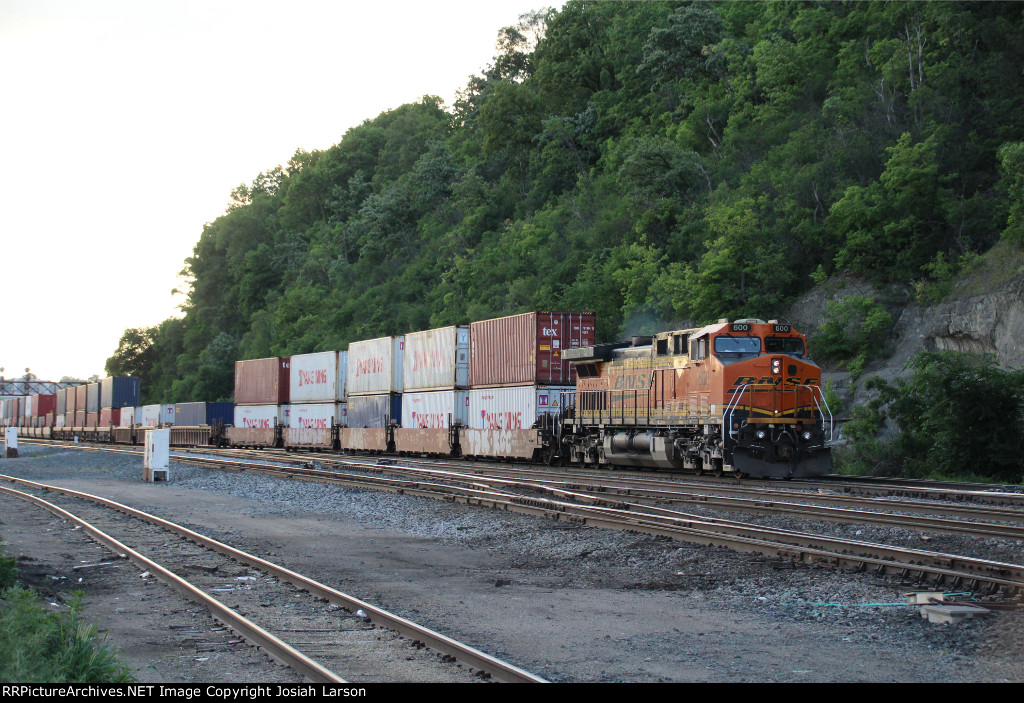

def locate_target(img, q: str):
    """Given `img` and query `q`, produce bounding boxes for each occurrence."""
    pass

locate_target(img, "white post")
[4,427,17,458]
[144,428,170,482]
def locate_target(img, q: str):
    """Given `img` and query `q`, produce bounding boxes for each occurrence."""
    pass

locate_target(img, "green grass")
[0,538,134,683]
[951,239,1024,298]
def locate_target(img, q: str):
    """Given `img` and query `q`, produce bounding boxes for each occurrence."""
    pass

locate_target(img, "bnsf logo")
[298,369,329,387]
[356,358,385,376]
[614,373,650,390]
[730,376,820,389]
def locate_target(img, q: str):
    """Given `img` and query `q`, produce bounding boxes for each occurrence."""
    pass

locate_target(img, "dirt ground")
[1,446,1022,683]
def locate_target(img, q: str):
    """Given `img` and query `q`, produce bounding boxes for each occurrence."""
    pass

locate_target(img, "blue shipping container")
[100,377,140,410]
[206,402,234,426]
[346,394,401,428]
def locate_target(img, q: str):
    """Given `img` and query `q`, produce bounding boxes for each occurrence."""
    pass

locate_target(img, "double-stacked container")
[285,350,347,449]
[344,337,403,452]
[99,377,140,427]
[229,357,291,448]
[465,311,595,459]
[31,394,56,427]
[74,385,88,427]
[56,390,67,428]
[396,326,469,455]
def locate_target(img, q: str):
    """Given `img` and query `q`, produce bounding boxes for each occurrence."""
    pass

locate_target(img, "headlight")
[802,431,812,441]
[756,430,766,440]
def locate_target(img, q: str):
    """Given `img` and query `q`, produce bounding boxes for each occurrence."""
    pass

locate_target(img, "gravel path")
[1,443,1022,683]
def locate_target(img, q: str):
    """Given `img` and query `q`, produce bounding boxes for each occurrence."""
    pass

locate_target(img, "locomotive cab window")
[713,336,761,354]
[765,337,805,356]
[656,338,669,356]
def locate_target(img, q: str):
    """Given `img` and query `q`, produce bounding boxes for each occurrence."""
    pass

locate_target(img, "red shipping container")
[32,394,57,417]
[99,408,121,427]
[234,357,291,404]
[470,311,596,388]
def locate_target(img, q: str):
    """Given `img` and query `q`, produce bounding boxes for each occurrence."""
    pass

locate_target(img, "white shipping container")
[338,351,348,401]
[161,404,175,426]
[120,407,135,426]
[55,414,65,428]
[468,386,572,430]
[403,326,469,391]
[347,336,404,395]
[401,391,469,429]
[23,396,33,418]
[139,405,162,427]
[288,403,339,429]
[290,351,339,403]
[233,404,288,429]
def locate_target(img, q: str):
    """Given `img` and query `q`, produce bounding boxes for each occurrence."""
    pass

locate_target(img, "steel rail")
[225,454,1024,540]
[159,454,1024,594]
[22,437,1024,507]
[15,441,1024,593]
[0,473,546,684]
[0,483,345,684]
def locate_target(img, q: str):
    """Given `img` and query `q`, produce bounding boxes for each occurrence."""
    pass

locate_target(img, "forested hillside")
[107,1,1024,404]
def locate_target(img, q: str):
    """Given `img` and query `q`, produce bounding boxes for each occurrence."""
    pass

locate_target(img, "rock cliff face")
[783,272,1024,435]
[893,278,1024,370]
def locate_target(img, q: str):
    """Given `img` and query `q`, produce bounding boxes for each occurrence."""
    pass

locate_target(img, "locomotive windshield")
[765,337,806,356]
[714,337,761,354]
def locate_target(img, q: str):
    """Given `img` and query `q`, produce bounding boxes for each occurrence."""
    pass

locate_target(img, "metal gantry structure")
[0,379,88,397]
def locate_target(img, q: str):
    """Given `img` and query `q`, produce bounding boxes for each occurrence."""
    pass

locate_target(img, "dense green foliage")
[106,1,1024,404]
[810,294,893,377]
[840,352,1024,482]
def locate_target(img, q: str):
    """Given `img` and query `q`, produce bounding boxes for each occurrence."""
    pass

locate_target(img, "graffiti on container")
[286,428,331,446]
[463,428,541,458]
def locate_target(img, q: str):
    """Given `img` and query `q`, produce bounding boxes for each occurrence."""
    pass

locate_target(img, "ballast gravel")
[1,444,1022,683]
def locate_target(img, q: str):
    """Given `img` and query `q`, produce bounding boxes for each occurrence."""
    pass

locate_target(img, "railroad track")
[17,440,1024,595]
[159,445,1024,540]
[0,473,546,684]
[159,452,1024,596]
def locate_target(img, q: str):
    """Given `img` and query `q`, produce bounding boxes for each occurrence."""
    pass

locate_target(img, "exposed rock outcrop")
[783,272,1024,436]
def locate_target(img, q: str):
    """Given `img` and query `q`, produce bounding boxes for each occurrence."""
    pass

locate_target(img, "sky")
[0,0,552,383]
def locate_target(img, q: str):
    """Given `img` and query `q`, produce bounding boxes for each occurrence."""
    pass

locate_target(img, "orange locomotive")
[559,319,833,478]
